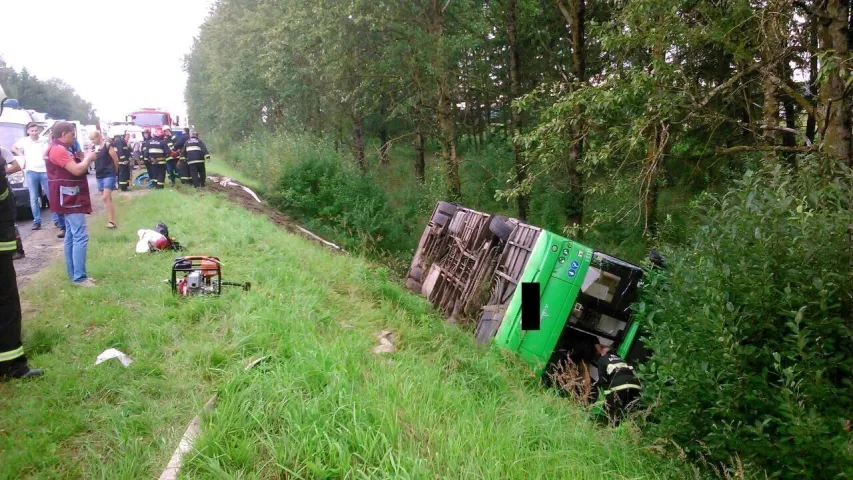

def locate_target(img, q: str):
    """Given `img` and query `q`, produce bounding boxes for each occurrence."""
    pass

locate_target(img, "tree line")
[186,0,851,235]
[0,58,98,123]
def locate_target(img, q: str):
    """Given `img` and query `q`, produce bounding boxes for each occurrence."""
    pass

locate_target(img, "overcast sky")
[0,0,215,124]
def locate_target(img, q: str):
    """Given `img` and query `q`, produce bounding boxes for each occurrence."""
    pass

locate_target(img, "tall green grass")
[0,189,690,479]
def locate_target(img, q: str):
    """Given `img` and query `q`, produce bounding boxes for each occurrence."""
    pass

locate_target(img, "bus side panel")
[518,242,593,373]
[494,232,555,351]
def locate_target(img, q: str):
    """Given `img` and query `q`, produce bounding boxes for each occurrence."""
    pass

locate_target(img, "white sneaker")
[73,279,97,288]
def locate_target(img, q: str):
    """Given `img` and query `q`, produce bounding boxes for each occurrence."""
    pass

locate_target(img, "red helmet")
[153,128,164,138]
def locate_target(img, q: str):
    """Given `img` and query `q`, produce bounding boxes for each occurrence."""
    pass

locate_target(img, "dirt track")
[14,175,148,289]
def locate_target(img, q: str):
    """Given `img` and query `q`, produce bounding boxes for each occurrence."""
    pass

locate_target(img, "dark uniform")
[164,130,178,187]
[113,135,132,191]
[173,132,191,185]
[0,148,41,379]
[148,135,170,189]
[593,351,642,424]
[141,130,154,188]
[182,135,211,188]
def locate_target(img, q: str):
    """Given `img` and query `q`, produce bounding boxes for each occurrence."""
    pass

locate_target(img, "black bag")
[155,222,169,238]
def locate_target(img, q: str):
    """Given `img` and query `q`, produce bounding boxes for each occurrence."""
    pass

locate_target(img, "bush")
[267,144,414,258]
[639,160,853,478]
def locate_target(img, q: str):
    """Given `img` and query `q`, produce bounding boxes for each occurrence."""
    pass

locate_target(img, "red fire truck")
[127,108,181,129]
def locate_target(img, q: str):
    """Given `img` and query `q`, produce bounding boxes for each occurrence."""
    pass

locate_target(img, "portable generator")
[171,256,251,296]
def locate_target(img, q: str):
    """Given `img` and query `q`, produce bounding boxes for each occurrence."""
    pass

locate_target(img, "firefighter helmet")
[162,124,172,132]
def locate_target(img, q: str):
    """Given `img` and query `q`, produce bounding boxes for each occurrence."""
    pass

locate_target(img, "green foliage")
[639,160,853,478]
[221,130,419,260]
[0,59,98,122]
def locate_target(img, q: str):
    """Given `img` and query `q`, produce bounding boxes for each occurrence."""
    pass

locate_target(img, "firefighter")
[148,128,170,189]
[592,343,642,425]
[163,125,179,187]
[0,127,43,380]
[140,128,153,188]
[174,128,191,185]
[111,127,132,191]
[182,129,211,189]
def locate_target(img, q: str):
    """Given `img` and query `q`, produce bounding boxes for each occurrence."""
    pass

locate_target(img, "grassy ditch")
[0,188,688,479]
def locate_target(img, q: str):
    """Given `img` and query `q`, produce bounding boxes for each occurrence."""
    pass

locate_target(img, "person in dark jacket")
[592,343,642,424]
[174,128,191,185]
[140,128,153,188]
[111,129,132,191]
[0,143,43,380]
[182,130,211,189]
[163,126,179,187]
[147,129,170,189]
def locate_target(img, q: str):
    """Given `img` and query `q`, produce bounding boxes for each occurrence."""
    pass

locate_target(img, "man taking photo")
[45,121,96,287]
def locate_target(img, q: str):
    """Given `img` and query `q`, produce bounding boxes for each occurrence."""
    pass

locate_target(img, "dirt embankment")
[205,176,346,254]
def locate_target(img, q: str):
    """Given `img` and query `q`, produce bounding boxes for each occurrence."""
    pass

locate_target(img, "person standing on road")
[111,129,132,192]
[163,126,179,187]
[89,131,119,229]
[140,128,153,187]
[12,122,53,231]
[1,147,25,260]
[0,139,43,380]
[182,130,211,189]
[45,121,96,287]
[174,127,191,185]
[147,128,170,190]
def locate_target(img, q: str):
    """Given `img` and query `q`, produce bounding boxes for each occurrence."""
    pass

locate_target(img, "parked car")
[0,104,48,218]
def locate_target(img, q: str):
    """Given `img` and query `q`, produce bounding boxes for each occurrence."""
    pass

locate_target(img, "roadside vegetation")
[1,190,689,479]
[183,0,853,476]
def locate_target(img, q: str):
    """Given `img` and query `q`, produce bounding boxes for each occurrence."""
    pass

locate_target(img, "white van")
[0,105,43,215]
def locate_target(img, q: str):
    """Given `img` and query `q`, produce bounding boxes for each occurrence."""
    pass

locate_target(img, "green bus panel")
[494,230,594,374]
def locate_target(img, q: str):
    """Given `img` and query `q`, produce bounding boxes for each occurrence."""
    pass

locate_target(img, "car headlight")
[7,170,24,186]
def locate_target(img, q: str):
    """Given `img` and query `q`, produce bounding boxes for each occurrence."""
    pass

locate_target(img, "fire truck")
[127,108,181,130]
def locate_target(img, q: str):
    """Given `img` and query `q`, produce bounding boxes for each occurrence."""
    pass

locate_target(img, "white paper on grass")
[95,348,133,367]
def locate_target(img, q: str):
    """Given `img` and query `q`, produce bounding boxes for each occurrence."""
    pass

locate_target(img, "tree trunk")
[817,0,852,166]
[379,101,390,165]
[782,63,798,168]
[806,15,819,144]
[560,0,586,232]
[761,0,784,166]
[506,0,528,220]
[415,131,426,183]
[642,37,668,238]
[642,123,668,238]
[335,116,344,153]
[431,0,461,200]
[352,112,366,173]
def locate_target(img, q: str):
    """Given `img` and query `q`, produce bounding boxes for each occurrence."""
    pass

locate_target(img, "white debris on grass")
[95,348,133,367]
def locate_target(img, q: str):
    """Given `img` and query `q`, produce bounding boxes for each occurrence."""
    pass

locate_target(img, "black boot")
[0,362,44,381]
